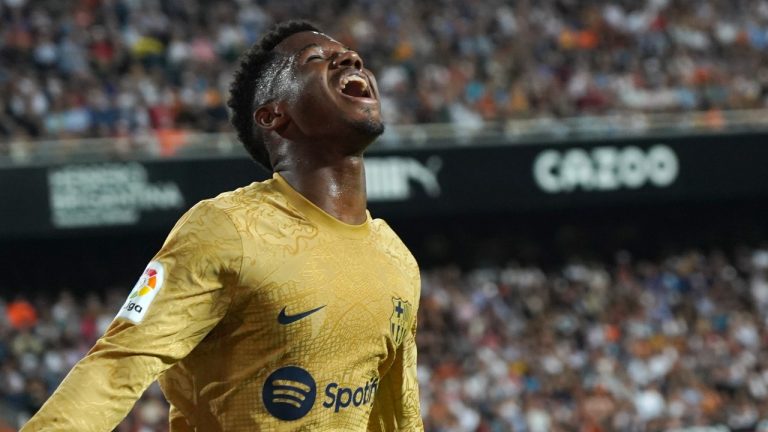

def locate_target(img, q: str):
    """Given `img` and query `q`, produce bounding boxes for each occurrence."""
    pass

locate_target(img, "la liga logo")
[116,261,165,324]
[130,267,159,298]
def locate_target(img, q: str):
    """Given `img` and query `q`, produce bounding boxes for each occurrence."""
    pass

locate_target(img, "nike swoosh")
[277,305,326,325]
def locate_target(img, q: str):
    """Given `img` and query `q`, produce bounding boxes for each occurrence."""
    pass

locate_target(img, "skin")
[254,31,383,225]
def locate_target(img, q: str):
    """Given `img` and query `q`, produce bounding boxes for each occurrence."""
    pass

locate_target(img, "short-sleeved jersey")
[22,173,423,432]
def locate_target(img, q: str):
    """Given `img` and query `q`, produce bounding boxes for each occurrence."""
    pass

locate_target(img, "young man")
[22,21,423,431]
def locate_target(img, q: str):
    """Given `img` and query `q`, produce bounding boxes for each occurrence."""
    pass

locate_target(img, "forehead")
[274,31,344,55]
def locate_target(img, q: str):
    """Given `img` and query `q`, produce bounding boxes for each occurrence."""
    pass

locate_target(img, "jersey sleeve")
[368,269,424,431]
[21,201,242,432]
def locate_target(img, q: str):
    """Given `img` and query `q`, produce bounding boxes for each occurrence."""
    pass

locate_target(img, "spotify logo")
[262,366,317,421]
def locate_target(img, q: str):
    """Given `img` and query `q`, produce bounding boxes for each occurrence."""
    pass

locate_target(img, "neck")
[275,154,368,225]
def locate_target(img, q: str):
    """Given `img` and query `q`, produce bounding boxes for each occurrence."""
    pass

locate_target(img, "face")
[272,31,384,144]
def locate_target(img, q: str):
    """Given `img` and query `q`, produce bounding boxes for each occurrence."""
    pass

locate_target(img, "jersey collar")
[272,172,372,239]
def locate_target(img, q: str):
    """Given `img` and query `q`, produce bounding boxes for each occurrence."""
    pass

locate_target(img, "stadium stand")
[5,1,768,431]
[3,0,768,147]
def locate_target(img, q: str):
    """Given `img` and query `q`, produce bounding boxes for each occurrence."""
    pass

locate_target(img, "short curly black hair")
[227,20,320,170]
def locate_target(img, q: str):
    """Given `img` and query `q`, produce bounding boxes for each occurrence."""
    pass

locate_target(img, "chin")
[349,106,385,137]
[352,117,385,137]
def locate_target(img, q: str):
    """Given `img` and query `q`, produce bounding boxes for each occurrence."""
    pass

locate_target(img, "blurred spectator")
[6,298,35,330]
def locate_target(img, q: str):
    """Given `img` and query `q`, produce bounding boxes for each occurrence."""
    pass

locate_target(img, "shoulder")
[190,178,281,227]
[204,179,273,214]
[371,218,407,249]
[163,198,241,249]
[166,180,273,242]
[371,218,420,279]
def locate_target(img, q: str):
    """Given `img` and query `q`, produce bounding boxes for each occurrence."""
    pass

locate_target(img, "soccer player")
[22,20,423,431]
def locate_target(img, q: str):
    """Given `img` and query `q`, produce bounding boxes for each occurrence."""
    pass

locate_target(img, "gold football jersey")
[22,173,423,431]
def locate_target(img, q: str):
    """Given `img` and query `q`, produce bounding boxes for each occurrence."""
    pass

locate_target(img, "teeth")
[340,75,368,91]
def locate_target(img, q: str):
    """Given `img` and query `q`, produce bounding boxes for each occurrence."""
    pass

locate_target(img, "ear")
[254,103,289,132]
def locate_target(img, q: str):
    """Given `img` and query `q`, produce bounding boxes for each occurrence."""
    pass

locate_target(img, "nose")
[332,50,363,70]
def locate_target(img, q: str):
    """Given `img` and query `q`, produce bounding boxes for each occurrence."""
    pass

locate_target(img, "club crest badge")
[390,297,413,347]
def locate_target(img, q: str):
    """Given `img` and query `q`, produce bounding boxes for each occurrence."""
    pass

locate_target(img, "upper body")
[22,173,422,431]
[22,20,423,431]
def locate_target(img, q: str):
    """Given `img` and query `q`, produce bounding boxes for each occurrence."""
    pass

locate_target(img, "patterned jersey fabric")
[22,173,423,431]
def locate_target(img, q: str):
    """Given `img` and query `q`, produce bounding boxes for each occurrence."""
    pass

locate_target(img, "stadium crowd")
[3,0,768,155]
[3,247,768,431]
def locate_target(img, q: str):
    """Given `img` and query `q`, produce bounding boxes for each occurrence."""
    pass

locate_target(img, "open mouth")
[340,75,373,99]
